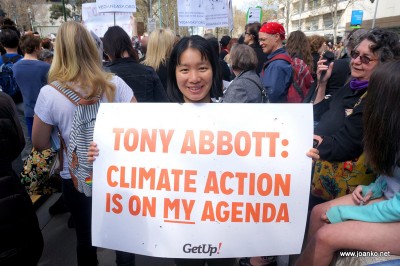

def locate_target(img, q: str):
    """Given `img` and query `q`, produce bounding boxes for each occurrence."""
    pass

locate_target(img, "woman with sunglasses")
[310,28,400,208]
[296,60,400,266]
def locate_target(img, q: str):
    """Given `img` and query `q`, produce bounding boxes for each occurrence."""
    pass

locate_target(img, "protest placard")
[177,0,232,28]
[82,3,131,38]
[92,103,313,258]
[96,0,136,13]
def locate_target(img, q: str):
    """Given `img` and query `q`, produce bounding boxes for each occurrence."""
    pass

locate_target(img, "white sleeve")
[112,75,134,103]
[34,85,55,125]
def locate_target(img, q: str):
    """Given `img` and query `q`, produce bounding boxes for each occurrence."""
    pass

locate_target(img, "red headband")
[260,22,285,40]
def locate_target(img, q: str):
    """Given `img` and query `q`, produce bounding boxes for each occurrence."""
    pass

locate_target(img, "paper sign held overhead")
[82,3,132,38]
[177,0,232,28]
[247,7,262,24]
[96,0,137,13]
[147,17,157,33]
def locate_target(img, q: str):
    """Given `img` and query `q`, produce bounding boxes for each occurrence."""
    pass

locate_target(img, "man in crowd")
[259,22,292,103]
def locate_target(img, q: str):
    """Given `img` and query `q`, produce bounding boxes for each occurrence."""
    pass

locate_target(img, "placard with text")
[92,103,313,258]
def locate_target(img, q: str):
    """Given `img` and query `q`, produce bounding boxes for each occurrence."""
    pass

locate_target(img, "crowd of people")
[1,14,400,266]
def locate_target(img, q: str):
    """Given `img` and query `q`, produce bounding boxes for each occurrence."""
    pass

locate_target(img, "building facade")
[277,0,400,42]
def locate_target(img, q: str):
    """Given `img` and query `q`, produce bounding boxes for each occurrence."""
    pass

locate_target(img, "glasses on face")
[350,50,377,64]
[245,32,251,35]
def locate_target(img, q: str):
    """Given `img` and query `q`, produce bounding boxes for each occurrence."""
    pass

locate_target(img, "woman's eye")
[199,67,208,71]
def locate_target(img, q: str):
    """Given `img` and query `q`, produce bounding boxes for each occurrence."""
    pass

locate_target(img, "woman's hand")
[352,185,372,205]
[87,141,99,163]
[321,212,331,224]
[306,148,320,161]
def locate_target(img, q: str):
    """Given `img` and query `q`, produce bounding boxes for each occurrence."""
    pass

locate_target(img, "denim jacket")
[260,48,292,103]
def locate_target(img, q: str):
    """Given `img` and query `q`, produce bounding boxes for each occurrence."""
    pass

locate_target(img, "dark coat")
[0,92,43,265]
[314,83,366,162]
[249,43,268,75]
[105,58,169,102]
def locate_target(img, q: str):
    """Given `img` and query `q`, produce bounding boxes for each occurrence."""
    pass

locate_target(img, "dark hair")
[167,35,223,103]
[41,38,53,50]
[2,18,16,27]
[286,30,314,74]
[0,28,19,49]
[238,33,245,44]
[0,18,20,38]
[219,35,231,47]
[245,22,261,43]
[103,26,139,62]
[230,44,258,72]
[206,37,219,57]
[345,28,368,51]
[308,35,326,54]
[358,28,400,63]
[19,34,41,54]
[363,60,400,176]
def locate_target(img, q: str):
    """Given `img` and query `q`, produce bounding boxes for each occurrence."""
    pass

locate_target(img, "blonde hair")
[142,28,175,71]
[48,21,115,101]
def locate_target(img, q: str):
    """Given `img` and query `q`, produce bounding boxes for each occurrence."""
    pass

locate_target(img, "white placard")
[205,0,230,28]
[82,3,131,38]
[96,0,136,13]
[92,103,313,258]
[247,7,262,24]
[147,17,156,33]
[177,0,231,28]
[177,0,206,27]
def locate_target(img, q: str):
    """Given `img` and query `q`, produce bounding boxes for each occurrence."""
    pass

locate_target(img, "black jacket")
[314,83,366,162]
[0,92,43,265]
[250,43,268,75]
[105,58,169,102]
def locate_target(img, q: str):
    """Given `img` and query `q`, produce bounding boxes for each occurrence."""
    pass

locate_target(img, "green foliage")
[49,4,71,20]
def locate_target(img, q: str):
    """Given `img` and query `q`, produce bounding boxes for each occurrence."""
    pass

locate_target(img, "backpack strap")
[2,54,22,64]
[262,53,304,99]
[241,76,268,103]
[290,58,304,99]
[261,53,291,77]
[49,81,101,105]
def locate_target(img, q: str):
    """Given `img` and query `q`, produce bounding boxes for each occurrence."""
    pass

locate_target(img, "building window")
[308,0,321,10]
[323,15,333,29]
[292,20,300,30]
[311,18,319,30]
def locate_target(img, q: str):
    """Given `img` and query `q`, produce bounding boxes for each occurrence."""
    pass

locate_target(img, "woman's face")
[176,47,213,103]
[350,39,379,81]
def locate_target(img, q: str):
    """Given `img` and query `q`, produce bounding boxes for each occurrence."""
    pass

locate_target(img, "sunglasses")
[350,50,377,64]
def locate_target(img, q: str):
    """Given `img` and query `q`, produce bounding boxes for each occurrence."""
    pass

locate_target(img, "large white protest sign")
[205,0,230,28]
[92,103,313,258]
[82,3,131,38]
[96,0,136,13]
[177,0,206,27]
[177,0,231,28]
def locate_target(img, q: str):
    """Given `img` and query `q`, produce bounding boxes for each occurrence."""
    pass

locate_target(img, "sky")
[232,0,275,12]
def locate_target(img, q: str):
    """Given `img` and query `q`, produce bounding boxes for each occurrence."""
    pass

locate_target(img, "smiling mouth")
[188,86,202,92]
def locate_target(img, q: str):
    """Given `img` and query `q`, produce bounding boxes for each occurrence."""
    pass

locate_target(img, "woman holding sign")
[167,35,235,266]
[296,60,400,266]
[32,21,136,266]
[88,35,234,266]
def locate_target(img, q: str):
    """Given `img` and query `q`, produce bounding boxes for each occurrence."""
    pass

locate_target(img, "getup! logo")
[182,243,223,256]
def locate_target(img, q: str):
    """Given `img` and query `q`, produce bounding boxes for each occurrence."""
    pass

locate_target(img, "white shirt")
[34,75,133,179]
